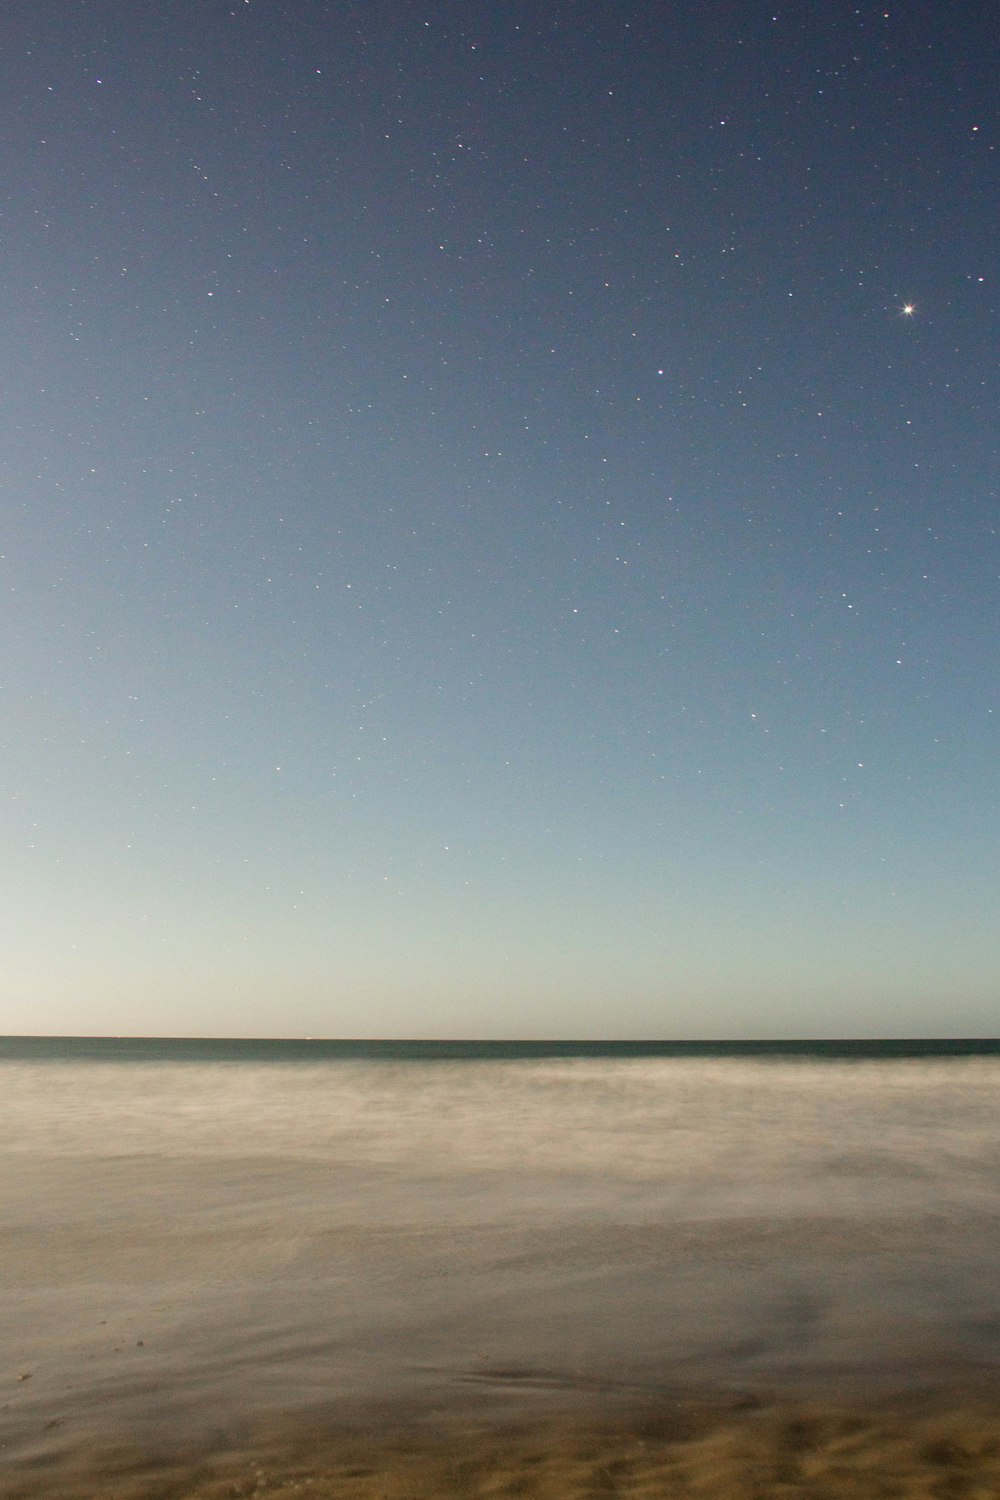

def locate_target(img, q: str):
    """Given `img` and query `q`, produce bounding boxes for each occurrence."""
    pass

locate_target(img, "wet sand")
[6,1382,1000,1498]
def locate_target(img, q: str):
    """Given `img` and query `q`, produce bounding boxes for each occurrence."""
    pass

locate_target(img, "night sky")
[4,1,997,1038]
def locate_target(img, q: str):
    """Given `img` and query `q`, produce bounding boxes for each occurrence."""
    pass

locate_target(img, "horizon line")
[3,1034,997,1046]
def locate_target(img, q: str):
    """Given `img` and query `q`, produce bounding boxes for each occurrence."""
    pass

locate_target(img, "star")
[901,303,915,316]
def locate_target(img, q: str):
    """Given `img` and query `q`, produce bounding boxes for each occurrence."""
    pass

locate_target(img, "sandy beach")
[7,1383,1000,1498]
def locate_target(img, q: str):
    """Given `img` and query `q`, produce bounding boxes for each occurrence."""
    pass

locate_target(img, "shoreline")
[5,1055,1000,1494]
[7,1377,1000,1498]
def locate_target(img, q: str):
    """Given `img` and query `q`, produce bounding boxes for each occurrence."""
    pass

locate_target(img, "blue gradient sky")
[3,1,997,1037]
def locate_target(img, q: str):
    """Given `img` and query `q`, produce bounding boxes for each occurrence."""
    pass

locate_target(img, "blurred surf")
[2,1045,999,1467]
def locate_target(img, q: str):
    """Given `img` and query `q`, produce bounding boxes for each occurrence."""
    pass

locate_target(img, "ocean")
[3,1038,1000,1495]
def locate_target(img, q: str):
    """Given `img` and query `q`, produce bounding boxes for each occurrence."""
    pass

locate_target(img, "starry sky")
[3,1,997,1039]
